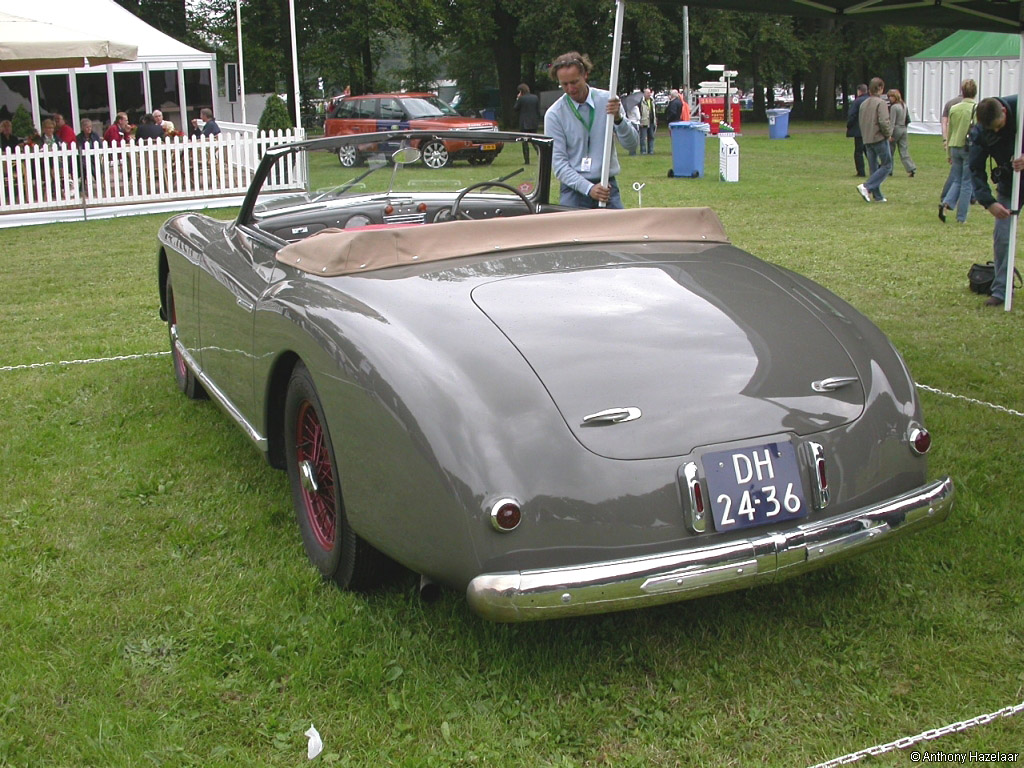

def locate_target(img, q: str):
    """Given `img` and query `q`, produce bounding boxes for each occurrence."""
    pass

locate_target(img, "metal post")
[289,0,301,130]
[683,6,691,103]
[236,0,248,125]
[1006,30,1024,311]
[599,0,627,208]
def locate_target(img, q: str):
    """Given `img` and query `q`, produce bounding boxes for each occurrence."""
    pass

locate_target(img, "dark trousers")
[853,136,866,176]
[519,128,536,162]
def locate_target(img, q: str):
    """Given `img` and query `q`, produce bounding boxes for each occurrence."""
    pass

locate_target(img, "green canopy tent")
[596,0,1024,309]
[906,30,1021,135]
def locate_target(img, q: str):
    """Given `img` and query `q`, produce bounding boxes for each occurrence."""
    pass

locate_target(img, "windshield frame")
[237,130,554,231]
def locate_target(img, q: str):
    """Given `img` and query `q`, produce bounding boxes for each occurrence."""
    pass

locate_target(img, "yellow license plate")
[480,144,497,151]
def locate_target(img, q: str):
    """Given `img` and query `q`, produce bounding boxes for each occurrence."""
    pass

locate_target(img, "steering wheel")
[450,181,537,220]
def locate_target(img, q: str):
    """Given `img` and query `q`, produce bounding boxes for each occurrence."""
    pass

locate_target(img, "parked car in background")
[323,93,502,169]
[157,129,954,622]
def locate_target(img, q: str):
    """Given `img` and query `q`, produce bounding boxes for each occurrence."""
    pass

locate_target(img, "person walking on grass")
[887,89,917,177]
[856,78,892,203]
[939,79,977,224]
[846,83,868,177]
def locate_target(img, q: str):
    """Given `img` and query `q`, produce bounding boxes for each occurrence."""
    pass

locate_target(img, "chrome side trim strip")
[466,477,953,622]
[173,336,268,451]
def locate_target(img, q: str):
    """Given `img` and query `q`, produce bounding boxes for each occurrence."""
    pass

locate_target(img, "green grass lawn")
[1,123,1022,767]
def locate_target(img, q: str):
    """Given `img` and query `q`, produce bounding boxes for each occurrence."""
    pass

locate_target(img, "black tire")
[337,144,362,168]
[420,139,451,169]
[166,277,207,400]
[284,362,391,590]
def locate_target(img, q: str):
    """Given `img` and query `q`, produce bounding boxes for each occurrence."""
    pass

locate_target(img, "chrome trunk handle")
[811,376,859,393]
[581,407,642,425]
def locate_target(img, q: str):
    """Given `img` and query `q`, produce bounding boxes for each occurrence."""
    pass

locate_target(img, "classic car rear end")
[157,131,952,622]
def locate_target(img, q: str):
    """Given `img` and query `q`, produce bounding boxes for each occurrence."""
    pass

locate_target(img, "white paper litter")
[305,723,323,760]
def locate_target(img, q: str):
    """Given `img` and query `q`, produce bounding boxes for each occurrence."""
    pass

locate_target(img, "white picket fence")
[0,129,307,218]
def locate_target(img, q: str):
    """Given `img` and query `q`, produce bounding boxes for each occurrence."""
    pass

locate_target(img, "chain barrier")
[0,351,169,373]
[917,383,1024,419]
[809,700,1024,768]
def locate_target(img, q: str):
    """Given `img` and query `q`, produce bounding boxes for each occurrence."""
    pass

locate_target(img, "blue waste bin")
[767,108,790,139]
[668,121,706,179]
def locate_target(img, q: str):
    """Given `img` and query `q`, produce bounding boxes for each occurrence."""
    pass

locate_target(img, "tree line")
[115,0,948,126]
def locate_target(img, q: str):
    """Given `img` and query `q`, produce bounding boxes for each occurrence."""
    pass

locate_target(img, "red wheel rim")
[295,400,336,550]
[169,289,187,380]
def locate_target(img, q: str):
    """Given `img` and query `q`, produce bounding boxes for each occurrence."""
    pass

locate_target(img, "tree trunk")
[750,50,766,122]
[816,20,837,120]
[492,6,523,129]
[360,37,374,94]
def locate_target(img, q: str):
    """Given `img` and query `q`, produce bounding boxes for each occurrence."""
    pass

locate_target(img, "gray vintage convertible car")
[157,129,954,621]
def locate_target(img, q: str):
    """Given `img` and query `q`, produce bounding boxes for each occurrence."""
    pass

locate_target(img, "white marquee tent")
[0,0,215,132]
[905,30,1021,135]
[0,10,137,71]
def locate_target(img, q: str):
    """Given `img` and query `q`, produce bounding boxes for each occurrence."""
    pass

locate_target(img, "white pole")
[599,0,627,208]
[289,0,301,129]
[236,0,247,125]
[1006,31,1024,311]
[683,6,691,103]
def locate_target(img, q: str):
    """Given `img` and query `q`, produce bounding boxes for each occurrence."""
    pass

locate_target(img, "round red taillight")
[489,499,522,532]
[910,427,932,455]
[384,204,394,215]
[417,202,427,213]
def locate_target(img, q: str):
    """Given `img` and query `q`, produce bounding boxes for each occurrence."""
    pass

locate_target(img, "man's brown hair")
[868,77,885,96]
[976,97,1004,129]
[550,51,592,77]
[961,79,978,99]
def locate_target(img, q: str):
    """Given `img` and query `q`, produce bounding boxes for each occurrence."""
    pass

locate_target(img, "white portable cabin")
[905,30,1021,135]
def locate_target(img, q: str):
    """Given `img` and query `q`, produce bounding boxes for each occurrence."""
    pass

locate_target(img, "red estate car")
[323,93,503,169]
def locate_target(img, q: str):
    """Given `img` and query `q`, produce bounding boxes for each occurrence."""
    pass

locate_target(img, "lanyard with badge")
[566,94,595,173]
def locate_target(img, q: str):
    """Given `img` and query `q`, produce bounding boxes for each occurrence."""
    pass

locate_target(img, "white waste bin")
[719,136,739,182]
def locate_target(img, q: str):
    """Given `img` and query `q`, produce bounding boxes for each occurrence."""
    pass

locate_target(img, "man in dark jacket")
[969,95,1024,307]
[846,83,868,177]
[75,118,101,148]
[513,83,540,163]
[665,91,683,124]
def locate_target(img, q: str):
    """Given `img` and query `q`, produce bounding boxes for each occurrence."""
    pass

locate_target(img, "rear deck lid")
[472,257,864,460]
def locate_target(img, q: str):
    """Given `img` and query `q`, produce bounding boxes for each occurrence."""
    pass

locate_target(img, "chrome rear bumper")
[466,477,953,622]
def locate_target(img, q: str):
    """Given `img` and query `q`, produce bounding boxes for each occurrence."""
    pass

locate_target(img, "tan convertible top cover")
[276,207,729,277]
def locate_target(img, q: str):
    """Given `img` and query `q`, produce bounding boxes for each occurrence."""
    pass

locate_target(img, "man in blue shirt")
[544,51,638,209]
[200,108,221,137]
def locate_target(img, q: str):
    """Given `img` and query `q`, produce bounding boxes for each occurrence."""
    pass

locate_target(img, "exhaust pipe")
[418,574,441,603]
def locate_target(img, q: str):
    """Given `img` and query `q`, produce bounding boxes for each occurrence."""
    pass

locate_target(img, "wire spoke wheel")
[165,277,206,400]
[284,362,394,591]
[295,400,336,551]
